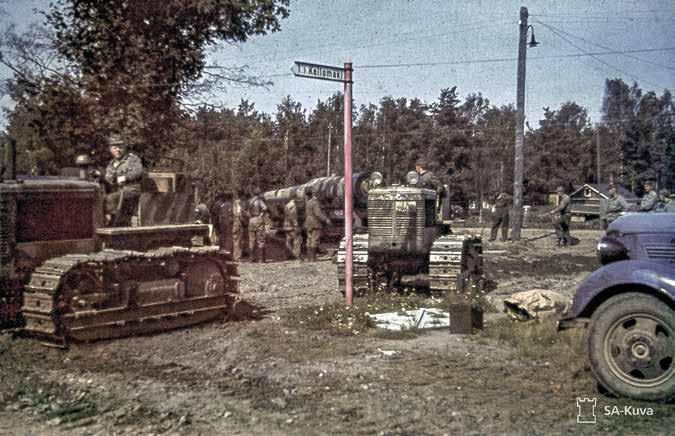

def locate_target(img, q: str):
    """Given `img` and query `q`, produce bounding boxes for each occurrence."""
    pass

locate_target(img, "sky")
[1,0,674,128]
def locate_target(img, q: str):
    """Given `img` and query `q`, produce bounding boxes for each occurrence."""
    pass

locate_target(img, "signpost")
[292,60,354,306]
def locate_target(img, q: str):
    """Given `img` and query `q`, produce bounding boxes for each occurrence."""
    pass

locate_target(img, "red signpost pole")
[343,62,353,306]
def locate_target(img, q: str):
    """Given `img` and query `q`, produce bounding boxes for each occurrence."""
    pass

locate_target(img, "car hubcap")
[604,313,673,388]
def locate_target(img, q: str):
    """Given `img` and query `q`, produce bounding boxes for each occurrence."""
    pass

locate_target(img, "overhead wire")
[535,20,674,71]
[354,48,675,69]
[535,20,671,90]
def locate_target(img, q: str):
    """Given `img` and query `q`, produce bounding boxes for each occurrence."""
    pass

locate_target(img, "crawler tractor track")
[337,234,483,295]
[22,247,238,343]
[429,235,483,293]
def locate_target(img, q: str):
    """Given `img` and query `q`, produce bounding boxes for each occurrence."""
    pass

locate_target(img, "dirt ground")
[1,227,673,435]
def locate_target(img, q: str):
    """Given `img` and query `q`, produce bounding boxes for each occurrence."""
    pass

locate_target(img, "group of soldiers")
[226,186,332,263]
[488,180,674,248]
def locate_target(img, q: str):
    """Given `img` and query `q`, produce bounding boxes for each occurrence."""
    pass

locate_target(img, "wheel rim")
[603,311,673,388]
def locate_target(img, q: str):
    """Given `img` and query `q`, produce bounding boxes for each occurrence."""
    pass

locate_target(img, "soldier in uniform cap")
[548,186,572,246]
[283,190,303,260]
[104,135,144,226]
[248,187,268,262]
[639,181,658,212]
[304,188,332,262]
[489,190,512,242]
[604,184,629,226]
[415,160,443,193]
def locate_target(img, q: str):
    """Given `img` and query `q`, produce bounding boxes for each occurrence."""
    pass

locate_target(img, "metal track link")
[429,235,483,293]
[22,246,238,342]
[337,234,369,294]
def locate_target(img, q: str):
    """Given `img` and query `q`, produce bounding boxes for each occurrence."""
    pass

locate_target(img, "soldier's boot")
[308,247,316,262]
[260,247,267,263]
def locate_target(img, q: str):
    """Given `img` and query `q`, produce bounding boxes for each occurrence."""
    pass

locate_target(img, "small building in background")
[569,183,638,221]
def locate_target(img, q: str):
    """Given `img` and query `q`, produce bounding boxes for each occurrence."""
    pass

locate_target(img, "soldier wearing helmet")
[104,135,144,226]
[283,189,304,260]
[248,187,268,262]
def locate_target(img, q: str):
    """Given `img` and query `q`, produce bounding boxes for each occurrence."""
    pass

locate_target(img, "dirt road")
[1,228,673,435]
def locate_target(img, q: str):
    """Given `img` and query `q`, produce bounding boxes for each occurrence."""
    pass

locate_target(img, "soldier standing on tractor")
[489,190,512,242]
[547,186,572,247]
[284,190,303,260]
[103,135,144,226]
[248,187,268,263]
[304,188,332,262]
[414,160,443,193]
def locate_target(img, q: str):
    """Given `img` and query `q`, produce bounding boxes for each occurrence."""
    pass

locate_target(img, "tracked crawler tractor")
[337,172,483,295]
[0,143,238,343]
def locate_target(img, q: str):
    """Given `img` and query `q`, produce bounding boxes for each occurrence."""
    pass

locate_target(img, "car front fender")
[568,260,675,319]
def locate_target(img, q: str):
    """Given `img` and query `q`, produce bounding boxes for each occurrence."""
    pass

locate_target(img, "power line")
[535,20,674,71]
[536,21,670,90]
[355,47,675,69]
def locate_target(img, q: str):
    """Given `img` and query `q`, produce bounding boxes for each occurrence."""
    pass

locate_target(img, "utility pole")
[327,122,333,177]
[596,130,601,184]
[511,6,530,241]
[284,131,290,183]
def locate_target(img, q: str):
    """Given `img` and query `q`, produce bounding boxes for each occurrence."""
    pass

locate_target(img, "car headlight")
[597,235,629,265]
[405,171,419,186]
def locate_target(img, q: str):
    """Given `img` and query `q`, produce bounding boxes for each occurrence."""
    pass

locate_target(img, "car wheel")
[587,292,674,401]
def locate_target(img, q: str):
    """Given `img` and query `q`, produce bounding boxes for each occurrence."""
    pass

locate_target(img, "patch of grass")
[284,291,450,336]
[480,317,585,362]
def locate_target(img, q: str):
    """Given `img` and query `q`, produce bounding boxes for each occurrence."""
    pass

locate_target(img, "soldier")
[283,190,303,259]
[104,135,144,227]
[231,191,248,261]
[605,185,629,226]
[415,160,443,193]
[547,186,572,246]
[639,181,658,212]
[248,187,268,263]
[304,188,332,262]
[489,190,512,242]
[656,188,674,212]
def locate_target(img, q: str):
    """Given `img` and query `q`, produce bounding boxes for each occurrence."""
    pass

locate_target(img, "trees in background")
[1,0,290,173]
[601,78,674,193]
[0,3,671,202]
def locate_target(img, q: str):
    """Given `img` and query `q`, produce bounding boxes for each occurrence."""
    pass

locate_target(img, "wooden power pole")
[511,6,529,241]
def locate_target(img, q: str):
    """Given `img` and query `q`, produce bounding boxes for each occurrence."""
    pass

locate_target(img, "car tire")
[587,292,674,402]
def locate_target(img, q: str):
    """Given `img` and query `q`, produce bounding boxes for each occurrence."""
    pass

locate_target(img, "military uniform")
[283,198,302,259]
[639,190,658,212]
[104,151,144,226]
[655,191,674,212]
[248,194,268,262]
[550,193,572,246]
[489,192,512,241]
[416,170,443,193]
[605,193,629,224]
[231,197,247,261]
[304,194,331,261]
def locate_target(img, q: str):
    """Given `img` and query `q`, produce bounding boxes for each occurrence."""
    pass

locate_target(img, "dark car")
[558,213,674,401]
